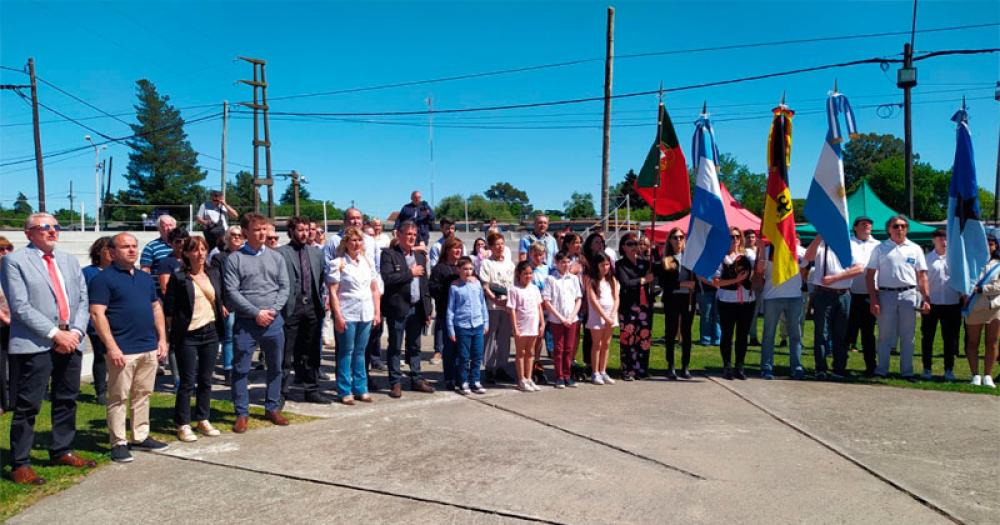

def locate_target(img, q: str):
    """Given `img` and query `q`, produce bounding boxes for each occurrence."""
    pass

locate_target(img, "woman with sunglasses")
[209,226,244,385]
[615,233,654,380]
[713,227,755,379]
[963,233,1000,388]
[657,228,696,379]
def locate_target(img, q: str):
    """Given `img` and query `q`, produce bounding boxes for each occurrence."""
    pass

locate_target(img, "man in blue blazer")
[0,213,95,485]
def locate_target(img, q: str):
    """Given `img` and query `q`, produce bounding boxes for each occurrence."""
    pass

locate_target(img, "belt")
[817,286,849,295]
[58,323,70,331]
[880,286,915,292]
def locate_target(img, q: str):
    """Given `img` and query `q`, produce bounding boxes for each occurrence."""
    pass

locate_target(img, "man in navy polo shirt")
[90,232,169,463]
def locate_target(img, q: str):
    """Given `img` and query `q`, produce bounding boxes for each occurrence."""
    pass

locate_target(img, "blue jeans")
[387,306,425,386]
[219,312,235,370]
[542,323,554,357]
[232,315,284,415]
[335,321,371,397]
[811,290,851,374]
[761,297,804,376]
[455,324,485,386]
[697,290,721,345]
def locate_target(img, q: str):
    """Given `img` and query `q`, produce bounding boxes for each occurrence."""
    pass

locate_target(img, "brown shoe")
[340,395,355,406]
[11,466,46,485]
[411,378,435,393]
[357,394,373,403]
[265,410,289,426]
[51,452,97,469]
[233,415,249,434]
[389,383,402,398]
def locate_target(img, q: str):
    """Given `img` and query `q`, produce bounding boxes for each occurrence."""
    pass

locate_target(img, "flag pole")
[651,82,664,253]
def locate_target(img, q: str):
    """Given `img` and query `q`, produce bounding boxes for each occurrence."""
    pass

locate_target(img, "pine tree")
[122,79,207,219]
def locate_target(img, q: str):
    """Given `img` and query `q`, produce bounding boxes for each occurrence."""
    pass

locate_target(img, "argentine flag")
[946,105,989,295]
[686,114,730,278]
[804,92,857,267]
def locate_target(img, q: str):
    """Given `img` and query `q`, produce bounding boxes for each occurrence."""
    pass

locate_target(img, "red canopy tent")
[643,183,761,244]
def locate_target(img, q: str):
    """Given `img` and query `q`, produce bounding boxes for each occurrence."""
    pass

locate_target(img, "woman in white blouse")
[479,232,515,383]
[328,227,381,404]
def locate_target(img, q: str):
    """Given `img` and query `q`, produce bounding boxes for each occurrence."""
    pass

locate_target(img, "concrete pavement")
[11,371,996,524]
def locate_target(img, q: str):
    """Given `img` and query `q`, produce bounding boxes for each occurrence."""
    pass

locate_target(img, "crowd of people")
[2,190,999,484]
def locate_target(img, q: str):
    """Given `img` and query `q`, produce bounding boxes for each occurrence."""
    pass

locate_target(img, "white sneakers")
[197,420,221,437]
[971,375,982,386]
[517,380,542,392]
[984,375,996,388]
[177,425,197,442]
[601,372,615,385]
[591,373,605,385]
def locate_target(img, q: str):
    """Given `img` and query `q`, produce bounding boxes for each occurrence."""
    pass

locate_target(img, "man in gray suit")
[1,213,95,485]
[279,216,330,404]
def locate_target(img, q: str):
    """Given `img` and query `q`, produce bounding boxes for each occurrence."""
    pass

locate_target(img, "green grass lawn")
[601,306,999,396]
[0,384,313,521]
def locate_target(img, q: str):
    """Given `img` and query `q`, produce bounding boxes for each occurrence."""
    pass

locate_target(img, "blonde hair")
[336,227,365,257]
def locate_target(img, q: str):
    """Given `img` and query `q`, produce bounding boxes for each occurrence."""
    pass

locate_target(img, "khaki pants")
[106,351,158,446]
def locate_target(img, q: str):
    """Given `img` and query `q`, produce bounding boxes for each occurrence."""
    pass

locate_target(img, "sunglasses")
[266,236,280,241]
[670,235,684,240]
[624,241,638,247]
[0,246,12,252]
[891,224,908,230]
[730,235,741,239]
[29,224,61,232]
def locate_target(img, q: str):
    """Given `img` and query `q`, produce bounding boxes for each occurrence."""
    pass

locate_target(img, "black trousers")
[283,299,321,395]
[847,293,878,374]
[8,349,82,468]
[174,324,219,425]
[718,301,754,369]
[664,293,694,370]
[87,333,107,397]
[1,324,9,411]
[365,316,384,369]
[921,303,962,372]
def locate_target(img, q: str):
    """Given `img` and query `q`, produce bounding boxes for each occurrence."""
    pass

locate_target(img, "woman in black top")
[657,227,696,379]
[713,227,755,380]
[615,233,654,380]
[430,237,465,391]
[165,237,226,441]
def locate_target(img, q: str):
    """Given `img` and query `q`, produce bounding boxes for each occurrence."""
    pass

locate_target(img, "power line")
[0,102,224,127]
[265,22,999,102]
[35,75,132,126]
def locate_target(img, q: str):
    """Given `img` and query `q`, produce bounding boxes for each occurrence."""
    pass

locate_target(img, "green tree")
[13,192,32,215]
[843,133,907,193]
[866,157,950,221]
[564,192,596,219]
[717,153,766,217]
[484,182,532,218]
[225,171,260,215]
[279,181,312,206]
[121,79,207,221]
[610,169,648,209]
[436,193,516,222]
[979,188,997,223]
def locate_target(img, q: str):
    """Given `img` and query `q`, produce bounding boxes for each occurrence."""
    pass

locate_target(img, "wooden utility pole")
[28,58,46,212]
[238,57,274,217]
[291,170,301,216]
[600,7,615,231]
[221,100,228,198]
[900,42,915,218]
[68,180,74,223]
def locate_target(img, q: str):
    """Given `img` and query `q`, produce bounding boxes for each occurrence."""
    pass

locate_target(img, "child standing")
[447,257,490,395]
[585,252,619,385]
[543,252,583,388]
[509,261,545,392]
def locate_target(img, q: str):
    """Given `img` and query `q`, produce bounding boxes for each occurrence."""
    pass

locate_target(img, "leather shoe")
[265,410,289,426]
[389,383,402,398]
[303,391,332,404]
[411,379,435,393]
[11,466,46,485]
[233,415,249,434]
[51,452,97,469]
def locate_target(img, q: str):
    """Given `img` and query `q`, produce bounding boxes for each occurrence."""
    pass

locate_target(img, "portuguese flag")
[762,104,799,286]
[634,103,691,215]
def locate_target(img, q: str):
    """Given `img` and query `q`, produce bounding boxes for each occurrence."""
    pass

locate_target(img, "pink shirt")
[507,284,543,336]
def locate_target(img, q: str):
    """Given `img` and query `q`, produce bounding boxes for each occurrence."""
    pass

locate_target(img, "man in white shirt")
[865,215,930,380]
[845,216,881,375]
[195,191,238,250]
[921,228,961,381]
[806,235,864,379]
[757,240,808,380]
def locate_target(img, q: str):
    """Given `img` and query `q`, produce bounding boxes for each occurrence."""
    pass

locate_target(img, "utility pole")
[221,100,228,198]
[427,95,435,207]
[898,42,916,218]
[238,57,274,217]
[600,7,615,231]
[291,170,301,216]
[104,156,112,226]
[68,180,74,224]
[28,58,46,212]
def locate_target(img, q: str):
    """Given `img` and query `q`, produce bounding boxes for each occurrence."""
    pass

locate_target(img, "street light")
[85,135,107,232]
[140,213,148,232]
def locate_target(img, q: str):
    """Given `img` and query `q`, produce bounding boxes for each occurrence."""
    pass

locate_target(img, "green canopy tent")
[796,180,937,245]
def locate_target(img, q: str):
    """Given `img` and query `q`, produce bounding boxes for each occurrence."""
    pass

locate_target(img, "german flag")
[762,104,799,286]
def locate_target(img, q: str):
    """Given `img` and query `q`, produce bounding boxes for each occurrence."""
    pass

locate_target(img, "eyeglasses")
[891,223,908,230]
[266,236,280,241]
[624,241,638,247]
[670,235,685,241]
[29,224,61,232]
[730,235,741,239]
[0,246,12,252]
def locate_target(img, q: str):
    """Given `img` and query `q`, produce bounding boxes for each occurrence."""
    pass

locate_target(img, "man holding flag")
[762,98,800,287]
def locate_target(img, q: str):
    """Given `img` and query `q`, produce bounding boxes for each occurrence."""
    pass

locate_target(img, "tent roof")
[796,179,936,243]
[644,183,761,244]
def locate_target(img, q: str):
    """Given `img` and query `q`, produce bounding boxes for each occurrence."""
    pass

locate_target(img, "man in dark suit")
[393,190,435,246]
[278,216,330,404]
[1,213,95,485]
[380,220,434,398]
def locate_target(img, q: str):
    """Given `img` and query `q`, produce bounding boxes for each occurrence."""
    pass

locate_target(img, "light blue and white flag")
[804,92,857,267]
[946,104,989,295]
[686,114,730,278]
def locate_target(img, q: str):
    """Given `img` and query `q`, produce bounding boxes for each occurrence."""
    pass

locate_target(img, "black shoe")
[748,339,761,347]
[223,370,232,386]
[734,369,747,380]
[303,391,332,404]
[110,444,133,463]
[129,437,169,452]
[95,392,107,405]
[665,369,678,380]
[317,370,332,381]
[371,360,388,372]
[680,369,692,379]
[904,375,918,383]
[723,368,734,380]
[778,339,787,348]
[815,371,828,380]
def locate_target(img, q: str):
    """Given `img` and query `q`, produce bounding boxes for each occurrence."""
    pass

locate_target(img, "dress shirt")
[542,271,582,323]
[446,281,489,337]
[867,238,927,288]
[924,250,961,305]
[327,254,378,322]
[849,236,881,294]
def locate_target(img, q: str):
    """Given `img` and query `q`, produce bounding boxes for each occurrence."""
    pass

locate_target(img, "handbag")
[488,283,508,298]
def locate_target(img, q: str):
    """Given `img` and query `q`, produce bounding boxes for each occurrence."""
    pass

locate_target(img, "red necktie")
[43,254,70,323]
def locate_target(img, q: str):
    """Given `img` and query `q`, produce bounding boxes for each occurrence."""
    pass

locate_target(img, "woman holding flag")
[713,227,756,380]
[963,234,1000,388]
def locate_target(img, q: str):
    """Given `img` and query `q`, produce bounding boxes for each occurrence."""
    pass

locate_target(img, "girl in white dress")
[509,261,544,392]
[585,252,619,385]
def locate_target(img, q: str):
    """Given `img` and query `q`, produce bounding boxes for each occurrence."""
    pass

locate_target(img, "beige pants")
[106,351,158,446]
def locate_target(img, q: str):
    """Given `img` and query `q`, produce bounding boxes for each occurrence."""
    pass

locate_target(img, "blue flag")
[804,92,857,267]
[686,114,730,278]
[946,105,988,295]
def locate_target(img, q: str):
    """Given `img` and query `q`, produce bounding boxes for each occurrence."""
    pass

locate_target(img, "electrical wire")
[35,75,132,126]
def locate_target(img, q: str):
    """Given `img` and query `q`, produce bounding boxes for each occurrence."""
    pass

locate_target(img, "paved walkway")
[10,367,998,524]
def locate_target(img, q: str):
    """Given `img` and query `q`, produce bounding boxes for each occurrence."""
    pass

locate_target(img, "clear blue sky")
[1,0,998,219]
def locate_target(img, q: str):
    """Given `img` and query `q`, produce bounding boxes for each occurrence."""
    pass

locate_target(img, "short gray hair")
[158,214,176,227]
[24,213,56,230]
